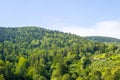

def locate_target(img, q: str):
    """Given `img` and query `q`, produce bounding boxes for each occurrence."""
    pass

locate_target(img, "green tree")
[113,69,120,80]
[0,74,5,80]
[39,76,47,80]
[89,70,102,80]
[0,60,6,74]
[62,74,71,80]
[15,57,27,79]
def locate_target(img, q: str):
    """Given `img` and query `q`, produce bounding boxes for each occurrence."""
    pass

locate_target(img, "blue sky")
[0,0,120,38]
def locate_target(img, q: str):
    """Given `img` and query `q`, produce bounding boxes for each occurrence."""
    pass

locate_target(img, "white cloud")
[60,21,120,39]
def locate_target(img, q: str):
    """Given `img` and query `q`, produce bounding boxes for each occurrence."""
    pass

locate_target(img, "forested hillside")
[85,36,120,43]
[0,27,120,80]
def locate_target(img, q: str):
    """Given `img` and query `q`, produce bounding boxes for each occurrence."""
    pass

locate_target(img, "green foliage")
[14,57,27,79]
[0,60,6,74]
[85,36,120,43]
[113,69,120,80]
[0,74,5,80]
[62,74,71,80]
[0,27,120,80]
[39,76,47,80]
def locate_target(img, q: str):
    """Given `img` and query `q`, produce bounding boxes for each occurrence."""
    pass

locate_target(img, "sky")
[0,0,120,38]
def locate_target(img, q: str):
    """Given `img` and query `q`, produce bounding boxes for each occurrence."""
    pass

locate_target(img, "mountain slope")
[0,27,120,80]
[85,36,120,43]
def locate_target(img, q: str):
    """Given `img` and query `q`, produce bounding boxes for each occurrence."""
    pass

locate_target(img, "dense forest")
[85,36,120,43]
[0,27,120,80]
[85,36,120,48]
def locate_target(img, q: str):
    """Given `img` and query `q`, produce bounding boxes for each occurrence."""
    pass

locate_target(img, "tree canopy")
[0,27,120,80]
